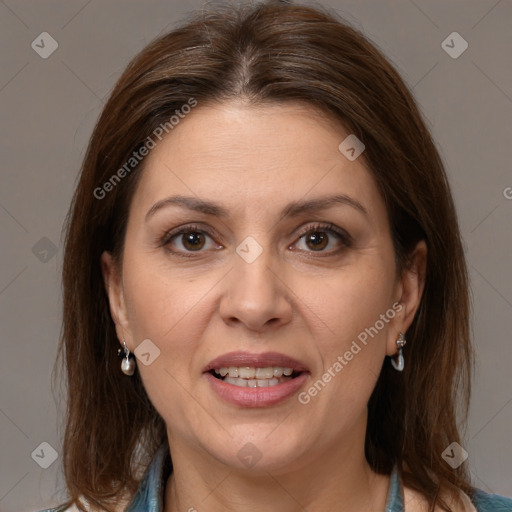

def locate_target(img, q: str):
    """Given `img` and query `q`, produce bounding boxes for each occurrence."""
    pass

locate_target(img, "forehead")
[131,101,386,223]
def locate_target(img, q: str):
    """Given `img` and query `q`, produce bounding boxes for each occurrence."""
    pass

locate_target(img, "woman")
[39,1,512,511]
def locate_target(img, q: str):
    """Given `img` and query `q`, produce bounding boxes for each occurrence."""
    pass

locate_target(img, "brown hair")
[55,1,473,510]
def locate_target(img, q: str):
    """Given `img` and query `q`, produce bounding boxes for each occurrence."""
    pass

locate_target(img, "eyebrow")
[145,193,368,221]
[281,194,368,218]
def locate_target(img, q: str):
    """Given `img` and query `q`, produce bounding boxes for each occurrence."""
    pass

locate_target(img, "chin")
[207,427,311,474]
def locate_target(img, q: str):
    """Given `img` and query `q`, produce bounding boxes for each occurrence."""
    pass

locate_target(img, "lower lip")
[204,372,309,408]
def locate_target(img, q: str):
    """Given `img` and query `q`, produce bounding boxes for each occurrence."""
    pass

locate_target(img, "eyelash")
[295,222,352,254]
[159,223,219,258]
[159,222,352,258]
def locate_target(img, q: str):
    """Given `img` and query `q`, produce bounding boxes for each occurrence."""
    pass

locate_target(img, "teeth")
[256,367,274,379]
[216,366,294,379]
[224,376,247,387]
[213,366,299,388]
[238,367,256,379]
[223,376,288,388]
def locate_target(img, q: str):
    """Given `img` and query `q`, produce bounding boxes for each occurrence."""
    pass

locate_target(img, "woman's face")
[103,101,424,474]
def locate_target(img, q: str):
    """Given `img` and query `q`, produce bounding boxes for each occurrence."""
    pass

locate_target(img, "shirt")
[39,443,512,511]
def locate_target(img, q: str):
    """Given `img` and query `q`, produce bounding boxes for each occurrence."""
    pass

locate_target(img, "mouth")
[203,351,309,407]
[208,366,304,388]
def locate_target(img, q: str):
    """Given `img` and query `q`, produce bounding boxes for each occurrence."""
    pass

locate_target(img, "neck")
[163,424,390,512]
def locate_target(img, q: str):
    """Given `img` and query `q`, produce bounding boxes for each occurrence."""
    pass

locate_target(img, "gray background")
[0,0,511,510]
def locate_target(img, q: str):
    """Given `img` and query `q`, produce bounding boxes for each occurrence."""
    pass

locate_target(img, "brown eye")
[163,226,222,256]
[293,223,351,254]
[181,231,206,251]
[305,232,328,251]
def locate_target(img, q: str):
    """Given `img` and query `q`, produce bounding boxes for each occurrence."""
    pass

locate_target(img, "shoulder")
[34,496,129,512]
[34,507,76,512]
[471,489,512,512]
[34,503,83,512]
[403,485,512,512]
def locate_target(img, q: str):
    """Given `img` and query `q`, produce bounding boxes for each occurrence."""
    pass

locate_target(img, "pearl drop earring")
[120,339,136,376]
[391,332,406,372]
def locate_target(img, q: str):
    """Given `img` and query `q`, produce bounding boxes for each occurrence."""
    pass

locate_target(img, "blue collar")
[385,464,405,511]
[36,444,511,512]
[124,443,512,511]
[125,444,171,512]
[125,444,405,512]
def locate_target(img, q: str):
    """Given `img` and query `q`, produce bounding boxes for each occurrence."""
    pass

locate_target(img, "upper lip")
[203,351,309,373]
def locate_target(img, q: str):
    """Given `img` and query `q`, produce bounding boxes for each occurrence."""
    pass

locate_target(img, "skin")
[102,101,428,512]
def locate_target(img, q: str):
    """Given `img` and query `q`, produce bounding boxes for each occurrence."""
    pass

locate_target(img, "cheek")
[122,253,210,342]
[120,255,213,400]
[120,258,211,432]
[302,257,394,347]
[296,260,394,405]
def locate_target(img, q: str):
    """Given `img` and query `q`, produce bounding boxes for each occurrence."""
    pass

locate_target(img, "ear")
[386,240,427,356]
[101,251,133,349]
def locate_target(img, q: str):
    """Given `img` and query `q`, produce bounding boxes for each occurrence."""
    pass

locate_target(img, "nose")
[219,247,293,332]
